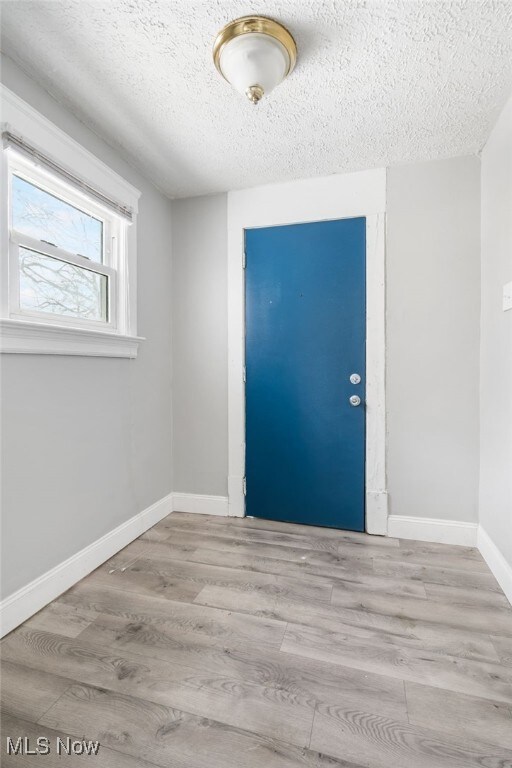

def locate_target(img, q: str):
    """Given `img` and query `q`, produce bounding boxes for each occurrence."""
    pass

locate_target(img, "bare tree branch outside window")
[19,248,107,320]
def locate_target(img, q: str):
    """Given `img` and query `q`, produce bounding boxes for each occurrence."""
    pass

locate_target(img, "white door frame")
[227,169,388,534]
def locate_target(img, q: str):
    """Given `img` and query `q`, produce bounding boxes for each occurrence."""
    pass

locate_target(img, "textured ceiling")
[1,1,512,198]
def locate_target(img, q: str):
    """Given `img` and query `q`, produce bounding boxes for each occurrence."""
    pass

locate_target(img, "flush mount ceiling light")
[213,16,297,104]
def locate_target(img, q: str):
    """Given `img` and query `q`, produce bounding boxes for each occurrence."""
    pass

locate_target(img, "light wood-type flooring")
[2,512,512,767]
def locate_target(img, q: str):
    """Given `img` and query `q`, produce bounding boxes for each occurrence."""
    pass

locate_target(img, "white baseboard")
[0,492,173,638]
[387,515,478,546]
[478,525,512,605]
[172,492,229,517]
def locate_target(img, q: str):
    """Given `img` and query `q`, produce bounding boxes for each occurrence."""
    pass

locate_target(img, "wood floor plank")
[2,626,312,748]
[151,527,383,573]
[404,680,512,751]
[117,538,428,598]
[397,538,483,559]
[79,613,408,721]
[112,538,198,567]
[85,554,333,607]
[162,519,356,554]
[159,526,341,558]
[0,619,407,726]
[423,581,510,607]
[38,684,365,768]
[105,543,143,571]
[76,609,294,675]
[164,526,404,565]
[195,584,500,661]
[373,556,505,592]
[2,712,163,768]
[0,661,71,722]
[23,599,99,638]
[140,525,173,542]
[309,704,512,768]
[491,635,512,666]
[280,622,512,704]
[371,547,490,573]
[60,583,288,650]
[85,559,204,604]
[189,548,426,597]
[80,616,408,720]
[331,585,512,636]
[166,512,401,547]
[230,516,400,546]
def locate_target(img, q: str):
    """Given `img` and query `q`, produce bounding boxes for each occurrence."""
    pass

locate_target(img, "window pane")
[19,247,108,322]
[12,175,103,262]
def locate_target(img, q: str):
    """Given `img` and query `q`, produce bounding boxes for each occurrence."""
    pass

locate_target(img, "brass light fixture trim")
[213,16,297,103]
[246,84,265,104]
[213,16,297,78]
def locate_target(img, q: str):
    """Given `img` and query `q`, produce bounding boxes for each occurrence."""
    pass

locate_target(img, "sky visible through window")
[12,175,103,261]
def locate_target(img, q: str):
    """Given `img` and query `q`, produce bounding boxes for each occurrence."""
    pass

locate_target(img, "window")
[7,154,120,331]
[1,86,141,357]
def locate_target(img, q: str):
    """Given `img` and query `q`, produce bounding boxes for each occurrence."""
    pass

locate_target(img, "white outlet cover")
[503,282,512,312]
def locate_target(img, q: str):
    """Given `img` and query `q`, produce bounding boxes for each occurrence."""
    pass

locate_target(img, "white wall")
[479,94,512,570]
[0,54,173,599]
[171,195,228,496]
[386,156,481,525]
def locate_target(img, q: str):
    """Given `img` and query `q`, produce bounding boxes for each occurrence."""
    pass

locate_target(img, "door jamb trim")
[227,170,388,534]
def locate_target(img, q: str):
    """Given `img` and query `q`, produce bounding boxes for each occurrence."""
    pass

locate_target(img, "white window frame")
[8,155,120,331]
[0,85,142,357]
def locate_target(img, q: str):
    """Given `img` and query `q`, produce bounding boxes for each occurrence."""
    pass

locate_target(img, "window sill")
[0,318,144,358]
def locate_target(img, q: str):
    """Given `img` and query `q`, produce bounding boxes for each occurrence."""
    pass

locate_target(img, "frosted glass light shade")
[213,16,297,104]
[219,34,288,102]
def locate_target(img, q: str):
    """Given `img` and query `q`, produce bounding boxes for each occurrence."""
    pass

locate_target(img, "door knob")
[349,395,361,407]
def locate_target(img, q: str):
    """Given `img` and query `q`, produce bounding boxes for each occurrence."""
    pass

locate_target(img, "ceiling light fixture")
[213,15,297,104]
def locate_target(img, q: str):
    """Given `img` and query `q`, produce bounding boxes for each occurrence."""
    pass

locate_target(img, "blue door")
[245,218,366,531]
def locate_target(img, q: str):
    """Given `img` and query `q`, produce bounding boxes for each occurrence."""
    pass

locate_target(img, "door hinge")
[243,477,247,495]
[243,366,246,383]
[242,250,246,269]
